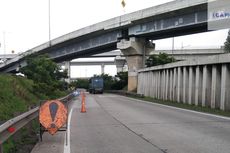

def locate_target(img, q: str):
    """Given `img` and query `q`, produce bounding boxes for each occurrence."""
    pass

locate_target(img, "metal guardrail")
[0,93,74,152]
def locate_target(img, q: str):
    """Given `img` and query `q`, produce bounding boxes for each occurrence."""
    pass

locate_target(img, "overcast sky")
[0,0,228,77]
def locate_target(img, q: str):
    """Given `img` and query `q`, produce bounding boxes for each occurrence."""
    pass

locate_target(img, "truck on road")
[89,77,104,94]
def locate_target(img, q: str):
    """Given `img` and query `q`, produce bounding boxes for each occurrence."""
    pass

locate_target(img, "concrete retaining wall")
[137,53,230,111]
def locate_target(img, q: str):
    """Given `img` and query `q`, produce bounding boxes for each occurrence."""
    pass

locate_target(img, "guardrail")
[0,93,74,152]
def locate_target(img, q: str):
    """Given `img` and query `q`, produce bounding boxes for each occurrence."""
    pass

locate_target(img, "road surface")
[32,93,230,153]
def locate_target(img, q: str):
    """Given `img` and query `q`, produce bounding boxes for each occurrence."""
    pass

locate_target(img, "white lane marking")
[64,108,73,153]
[122,96,230,121]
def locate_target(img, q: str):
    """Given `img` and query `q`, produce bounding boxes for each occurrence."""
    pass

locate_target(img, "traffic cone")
[81,92,86,113]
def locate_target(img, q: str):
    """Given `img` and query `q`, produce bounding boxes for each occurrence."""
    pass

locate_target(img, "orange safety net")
[39,100,67,135]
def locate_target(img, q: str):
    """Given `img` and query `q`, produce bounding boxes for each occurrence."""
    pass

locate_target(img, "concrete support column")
[195,66,202,106]
[183,67,188,103]
[157,71,161,99]
[188,67,195,105]
[169,69,173,101]
[166,69,169,100]
[149,72,154,98]
[177,67,182,102]
[65,61,71,83]
[173,68,177,101]
[117,37,153,92]
[202,65,211,107]
[115,56,126,73]
[162,70,166,100]
[211,65,221,109]
[220,64,230,110]
[101,63,105,74]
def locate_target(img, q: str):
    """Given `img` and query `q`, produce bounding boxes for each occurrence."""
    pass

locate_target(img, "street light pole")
[48,0,51,46]
[172,37,174,61]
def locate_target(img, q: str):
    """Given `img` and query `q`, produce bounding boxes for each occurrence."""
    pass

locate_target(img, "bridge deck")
[31,94,230,153]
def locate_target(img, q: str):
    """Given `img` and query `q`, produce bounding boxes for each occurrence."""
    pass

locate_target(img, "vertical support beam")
[177,67,182,102]
[173,68,177,101]
[183,67,188,103]
[150,72,154,98]
[162,70,166,100]
[169,69,173,101]
[202,65,212,107]
[101,63,105,74]
[166,69,169,100]
[157,71,161,99]
[188,67,195,105]
[65,61,71,83]
[220,64,230,110]
[137,72,141,94]
[211,65,217,109]
[195,66,202,106]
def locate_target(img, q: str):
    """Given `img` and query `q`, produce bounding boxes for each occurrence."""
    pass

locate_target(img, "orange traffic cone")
[81,92,86,113]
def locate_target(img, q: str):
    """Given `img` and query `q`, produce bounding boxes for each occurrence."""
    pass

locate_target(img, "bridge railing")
[137,53,230,111]
[0,93,75,152]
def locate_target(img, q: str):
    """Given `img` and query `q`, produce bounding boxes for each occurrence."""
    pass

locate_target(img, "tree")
[224,30,230,53]
[21,55,67,98]
[146,53,176,67]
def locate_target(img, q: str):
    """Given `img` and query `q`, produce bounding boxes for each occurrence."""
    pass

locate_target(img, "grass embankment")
[126,94,230,117]
[0,74,66,153]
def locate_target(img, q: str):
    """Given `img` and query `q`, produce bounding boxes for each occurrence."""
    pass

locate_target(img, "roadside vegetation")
[125,94,230,117]
[1,55,68,153]
[146,53,176,67]
[70,71,128,90]
[224,29,230,53]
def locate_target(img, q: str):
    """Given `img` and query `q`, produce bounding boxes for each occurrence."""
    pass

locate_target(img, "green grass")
[127,95,230,117]
[0,74,66,153]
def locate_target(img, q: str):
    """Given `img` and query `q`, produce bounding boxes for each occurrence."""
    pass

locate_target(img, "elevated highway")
[0,0,227,91]
[0,0,210,73]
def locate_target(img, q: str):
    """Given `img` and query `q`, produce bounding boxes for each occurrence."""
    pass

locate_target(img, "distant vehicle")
[89,77,104,94]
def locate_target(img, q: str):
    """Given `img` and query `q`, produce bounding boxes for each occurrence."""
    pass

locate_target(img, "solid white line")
[64,108,73,153]
[122,96,230,121]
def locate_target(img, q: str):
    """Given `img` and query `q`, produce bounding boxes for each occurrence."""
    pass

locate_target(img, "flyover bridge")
[0,0,224,91]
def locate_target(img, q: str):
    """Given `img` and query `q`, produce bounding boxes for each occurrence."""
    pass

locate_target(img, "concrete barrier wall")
[137,53,230,111]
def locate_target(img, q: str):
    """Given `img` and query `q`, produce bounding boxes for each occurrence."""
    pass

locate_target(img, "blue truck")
[89,77,104,94]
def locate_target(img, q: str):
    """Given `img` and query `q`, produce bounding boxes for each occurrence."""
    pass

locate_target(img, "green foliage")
[112,72,128,90]
[224,30,230,53]
[146,53,176,67]
[70,79,89,89]
[21,55,67,98]
[93,72,128,90]
[0,74,39,120]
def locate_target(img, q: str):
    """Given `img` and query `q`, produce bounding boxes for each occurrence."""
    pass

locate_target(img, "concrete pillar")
[137,73,141,94]
[117,37,153,92]
[162,70,166,100]
[166,69,169,100]
[183,67,189,104]
[154,72,157,98]
[195,66,202,106]
[157,71,161,99]
[115,56,126,73]
[202,65,212,107]
[177,67,182,102]
[65,61,71,83]
[211,65,221,109]
[173,68,177,101]
[149,72,154,98]
[101,63,105,74]
[188,67,195,105]
[169,69,173,101]
[220,64,230,110]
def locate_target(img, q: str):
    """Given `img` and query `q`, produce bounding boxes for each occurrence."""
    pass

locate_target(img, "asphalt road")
[32,93,230,153]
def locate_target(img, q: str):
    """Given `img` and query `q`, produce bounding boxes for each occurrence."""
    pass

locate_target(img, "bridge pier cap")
[117,37,155,92]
